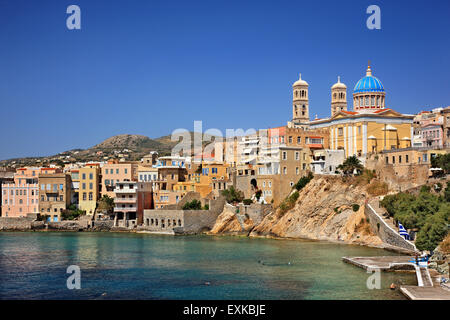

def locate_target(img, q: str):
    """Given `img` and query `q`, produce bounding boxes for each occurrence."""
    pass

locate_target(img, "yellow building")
[310,109,413,157]
[78,163,100,215]
[173,162,231,199]
[307,64,414,158]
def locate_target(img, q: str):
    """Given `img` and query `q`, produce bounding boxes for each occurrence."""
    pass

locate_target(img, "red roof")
[373,108,391,113]
[341,111,358,115]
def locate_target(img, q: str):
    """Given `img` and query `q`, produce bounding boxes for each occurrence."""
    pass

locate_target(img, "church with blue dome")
[288,63,414,159]
[352,64,386,112]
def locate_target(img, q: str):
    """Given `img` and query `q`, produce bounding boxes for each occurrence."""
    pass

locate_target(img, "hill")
[0,132,222,168]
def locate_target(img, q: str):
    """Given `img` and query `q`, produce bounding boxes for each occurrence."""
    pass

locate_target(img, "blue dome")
[353,75,384,93]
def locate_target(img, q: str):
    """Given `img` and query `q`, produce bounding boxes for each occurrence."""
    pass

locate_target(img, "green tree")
[430,153,450,173]
[182,199,202,210]
[337,155,363,176]
[97,195,114,213]
[221,186,244,204]
[444,182,450,202]
[380,188,449,251]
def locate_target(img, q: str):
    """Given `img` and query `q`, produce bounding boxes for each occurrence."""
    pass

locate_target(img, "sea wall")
[0,217,35,231]
[140,196,226,234]
[0,217,114,232]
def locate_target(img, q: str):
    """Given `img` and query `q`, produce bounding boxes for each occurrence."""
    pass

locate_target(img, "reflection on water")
[0,232,416,300]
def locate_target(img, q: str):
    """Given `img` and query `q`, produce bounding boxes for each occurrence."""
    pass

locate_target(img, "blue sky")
[0,0,449,160]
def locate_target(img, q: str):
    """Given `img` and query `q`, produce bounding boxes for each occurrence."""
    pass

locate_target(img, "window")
[296,167,299,175]
[392,156,395,164]
[283,167,287,174]
[89,192,93,201]
[60,195,63,201]
[116,169,119,174]
[338,128,343,136]
[105,169,108,174]
[59,184,63,191]
[82,173,86,179]
[295,152,299,160]
[385,156,389,164]
[406,155,409,163]
[82,183,86,190]
[82,193,87,200]
[89,183,93,190]
[399,156,402,163]
[297,136,301,144]
[282,152,287,160]
[288,136,292,144]
[89,173,93,180]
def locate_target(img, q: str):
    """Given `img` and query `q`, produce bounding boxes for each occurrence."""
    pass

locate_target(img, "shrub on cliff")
[294,172,314,191]
[380,187,450,252]
[415,205,449,251]
[243,199,253,205]
[278,191,299,216]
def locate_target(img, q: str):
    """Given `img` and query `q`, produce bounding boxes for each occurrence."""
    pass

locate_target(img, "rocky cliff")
[211,176,384,247]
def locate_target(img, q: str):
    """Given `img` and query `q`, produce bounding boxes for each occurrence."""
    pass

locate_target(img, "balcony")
[114,206,137,212]
[114,188,136,194]
[115,197,137,204]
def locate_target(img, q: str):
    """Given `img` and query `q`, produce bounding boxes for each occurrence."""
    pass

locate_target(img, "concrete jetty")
[342,256,450,300]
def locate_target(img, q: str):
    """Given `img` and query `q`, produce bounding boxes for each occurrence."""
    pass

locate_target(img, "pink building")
[1,167,58,218]
[421,124,444,148]
[419,115,444,148]
[101,161,138,198]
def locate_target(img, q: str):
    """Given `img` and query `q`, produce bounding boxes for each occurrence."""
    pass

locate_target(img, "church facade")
[288,64,414,158]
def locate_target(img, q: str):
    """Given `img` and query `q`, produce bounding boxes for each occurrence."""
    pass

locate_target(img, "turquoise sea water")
[0,232,416,300]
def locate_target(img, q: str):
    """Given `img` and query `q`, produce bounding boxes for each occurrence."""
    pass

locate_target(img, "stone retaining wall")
[365,203,417,253]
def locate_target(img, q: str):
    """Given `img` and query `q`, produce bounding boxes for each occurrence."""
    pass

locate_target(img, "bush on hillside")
[278,191,300,217]
[182,199,202,210]
[294,172,314,191]
[380,186,449,251]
